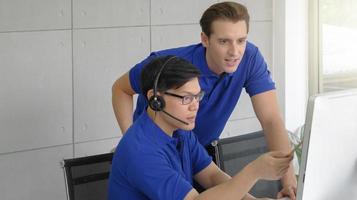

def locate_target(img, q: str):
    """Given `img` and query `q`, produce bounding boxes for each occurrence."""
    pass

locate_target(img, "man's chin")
[180,123,195,131]
[224,66,238,73]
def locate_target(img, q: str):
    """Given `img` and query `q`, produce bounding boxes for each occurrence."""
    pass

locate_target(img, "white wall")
[0,0,307,199]
[273,0,309,133]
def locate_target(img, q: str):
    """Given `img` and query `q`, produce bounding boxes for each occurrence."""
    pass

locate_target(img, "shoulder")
[113,133,164,174]
[239,41,266,69]
[118,123,159,157]
[155,43,202,60]
[244,41,260,56]
[132,43,202,70]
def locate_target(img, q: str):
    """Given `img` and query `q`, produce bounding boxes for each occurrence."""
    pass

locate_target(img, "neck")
[147,108,176,137]
[205,50,224,75]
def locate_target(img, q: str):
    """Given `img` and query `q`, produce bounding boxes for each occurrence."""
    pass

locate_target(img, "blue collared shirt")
[108,111,212,200]
[129,42,275,146]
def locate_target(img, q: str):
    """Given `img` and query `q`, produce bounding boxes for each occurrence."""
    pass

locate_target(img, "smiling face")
[201,19,248,75]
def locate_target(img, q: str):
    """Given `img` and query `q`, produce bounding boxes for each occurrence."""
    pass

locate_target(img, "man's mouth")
[225,58,239,67]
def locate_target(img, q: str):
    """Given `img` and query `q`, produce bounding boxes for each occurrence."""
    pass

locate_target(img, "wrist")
[244,162,260,181]
[281,170,297,187]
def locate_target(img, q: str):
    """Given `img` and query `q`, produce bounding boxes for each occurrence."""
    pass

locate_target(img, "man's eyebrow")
[217,36,247,41]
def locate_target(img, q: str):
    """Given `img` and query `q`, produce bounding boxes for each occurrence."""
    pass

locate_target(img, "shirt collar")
[139,111,181,146]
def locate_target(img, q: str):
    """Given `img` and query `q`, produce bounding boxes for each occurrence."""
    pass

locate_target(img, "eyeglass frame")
[163,91,205,105]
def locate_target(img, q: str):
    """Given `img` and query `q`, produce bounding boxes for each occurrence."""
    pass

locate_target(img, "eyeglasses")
[164,91,205,105]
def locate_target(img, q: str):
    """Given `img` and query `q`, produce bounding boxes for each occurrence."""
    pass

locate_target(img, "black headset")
[148,56,177,112]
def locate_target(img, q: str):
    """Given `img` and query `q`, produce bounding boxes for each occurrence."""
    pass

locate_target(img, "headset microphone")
[148,55,190,126]
[162,110,190,125]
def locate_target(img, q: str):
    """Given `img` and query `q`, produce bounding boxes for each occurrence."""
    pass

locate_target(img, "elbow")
[112,79,126,98]
[112,79,120,94]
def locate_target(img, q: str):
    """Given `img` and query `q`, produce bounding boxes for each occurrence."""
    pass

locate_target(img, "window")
[310,0,357,93]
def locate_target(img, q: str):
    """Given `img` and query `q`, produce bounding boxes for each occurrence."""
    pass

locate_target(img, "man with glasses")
[164,91,205,105]
[108,56,293,200]
[112,2,297,199]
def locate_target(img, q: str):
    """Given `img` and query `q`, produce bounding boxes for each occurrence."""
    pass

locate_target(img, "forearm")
[263,118,290,151]
[113,93,133,134]
[263,120,297,187]
[242,193,256,200]
[194,163,255,199]
[112,78,135,134]
[252,91,291,152]
[208,169,230,187]
[194,164,258,200]
[211,175,256,200]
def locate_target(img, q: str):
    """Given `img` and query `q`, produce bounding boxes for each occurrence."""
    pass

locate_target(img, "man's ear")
[147,89,154,100]
[201,32,209,48]
[147,89,163,99]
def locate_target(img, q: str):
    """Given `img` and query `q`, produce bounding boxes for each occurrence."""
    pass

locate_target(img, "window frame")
[309,0,320,96]
[310,0,357,95]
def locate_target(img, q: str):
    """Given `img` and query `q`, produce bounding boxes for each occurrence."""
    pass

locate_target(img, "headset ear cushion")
[148,95,165,111]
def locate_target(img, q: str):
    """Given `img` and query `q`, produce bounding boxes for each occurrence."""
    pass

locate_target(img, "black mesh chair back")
[213,131,282,198]
[62,152,114,200]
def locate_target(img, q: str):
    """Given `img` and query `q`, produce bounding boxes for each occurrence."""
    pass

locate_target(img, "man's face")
[201,19,248,75]
[162,77,201,131]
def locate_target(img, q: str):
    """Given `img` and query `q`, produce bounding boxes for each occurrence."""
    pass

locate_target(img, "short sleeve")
[127,151,193,200]
[244,47,275,97]
[188,132,212,175]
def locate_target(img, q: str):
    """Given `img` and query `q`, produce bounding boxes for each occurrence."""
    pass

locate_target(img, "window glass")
[320,0,357,92]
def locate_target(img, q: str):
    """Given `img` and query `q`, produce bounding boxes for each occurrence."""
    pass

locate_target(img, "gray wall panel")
[227,0,272,21]
[151,0,217,25]
[0,145,72,200]
[73,0,149,28]
[74,137,120,157]
[221,117,262,138]
[151,24,201,51]
[249,21,273,69]
[0,0,71,32]
[73,27,150,142]
[0,30,72,153]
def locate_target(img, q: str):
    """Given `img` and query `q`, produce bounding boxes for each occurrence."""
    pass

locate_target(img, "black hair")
[140,55,201,100]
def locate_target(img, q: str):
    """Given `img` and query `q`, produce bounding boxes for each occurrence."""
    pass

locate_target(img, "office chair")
[62,152,114,200]
[212,131,282,198]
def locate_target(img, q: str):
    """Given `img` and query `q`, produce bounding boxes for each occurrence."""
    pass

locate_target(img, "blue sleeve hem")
[129,67,140,93]
[176,185,193,200]
[246,78,276,97]
[194,159,212,176]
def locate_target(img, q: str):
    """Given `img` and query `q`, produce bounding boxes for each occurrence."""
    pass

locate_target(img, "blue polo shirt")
[108,111,212,200]
[129,42,275,146]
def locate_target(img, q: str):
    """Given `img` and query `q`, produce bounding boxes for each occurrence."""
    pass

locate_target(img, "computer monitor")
[297,89,357,200]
